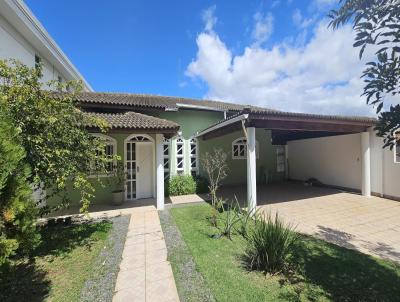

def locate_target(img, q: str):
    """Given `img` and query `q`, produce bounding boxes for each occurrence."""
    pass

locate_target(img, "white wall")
[0,14,64,84]
[370,132,400,198]
[288,133,362,190]
[288,131,400,199]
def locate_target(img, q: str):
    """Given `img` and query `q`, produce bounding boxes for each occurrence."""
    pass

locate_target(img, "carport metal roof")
[196,108,377,144]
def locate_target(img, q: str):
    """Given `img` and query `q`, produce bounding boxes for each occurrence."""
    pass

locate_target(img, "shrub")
[167,175,196,196]
[194,175,209,194]
[243,211,298,274]
[0,59,112,213]
[0,113,40,264]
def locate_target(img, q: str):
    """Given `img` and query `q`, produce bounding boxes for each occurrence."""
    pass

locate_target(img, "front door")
[125,137,153,200]
[136,143,153,199]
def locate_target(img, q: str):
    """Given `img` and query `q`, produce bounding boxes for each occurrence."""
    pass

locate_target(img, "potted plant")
[109,161,126,206]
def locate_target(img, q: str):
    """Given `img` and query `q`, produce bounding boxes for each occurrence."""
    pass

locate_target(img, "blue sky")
[25,0,375,116]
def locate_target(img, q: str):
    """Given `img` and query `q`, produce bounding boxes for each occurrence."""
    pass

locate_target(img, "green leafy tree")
[329,0,400,148]
[0,59,110,213]
[0,111,40,264]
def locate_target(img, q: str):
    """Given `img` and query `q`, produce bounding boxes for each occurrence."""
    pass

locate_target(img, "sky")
[25,0,377,116]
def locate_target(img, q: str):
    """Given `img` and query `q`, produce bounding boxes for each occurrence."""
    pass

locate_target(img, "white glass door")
[126,141,136,200]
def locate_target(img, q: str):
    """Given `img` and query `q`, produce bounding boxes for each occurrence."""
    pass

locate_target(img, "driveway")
[219,182,400,262]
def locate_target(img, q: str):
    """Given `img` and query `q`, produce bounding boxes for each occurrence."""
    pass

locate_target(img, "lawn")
[0,220,112,302]
[169,204,400,302]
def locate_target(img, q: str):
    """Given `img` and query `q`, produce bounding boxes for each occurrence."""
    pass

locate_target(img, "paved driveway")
[220,182,400,262]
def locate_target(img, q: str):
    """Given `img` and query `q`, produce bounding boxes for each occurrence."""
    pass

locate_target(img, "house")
[63,92,399,212]
[2,1,400,212]
[0,0,91,91]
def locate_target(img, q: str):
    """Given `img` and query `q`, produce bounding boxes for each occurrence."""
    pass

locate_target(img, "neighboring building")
[0,0,92,90]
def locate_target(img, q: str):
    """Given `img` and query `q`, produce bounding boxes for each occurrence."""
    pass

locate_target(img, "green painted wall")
[158,110,224,175]
[48,133,156,207]
[198,129,285,185]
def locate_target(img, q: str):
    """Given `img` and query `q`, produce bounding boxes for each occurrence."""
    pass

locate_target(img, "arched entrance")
[124,134,154,200]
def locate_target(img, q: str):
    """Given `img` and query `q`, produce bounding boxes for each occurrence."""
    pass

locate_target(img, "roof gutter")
[196,114,249,138]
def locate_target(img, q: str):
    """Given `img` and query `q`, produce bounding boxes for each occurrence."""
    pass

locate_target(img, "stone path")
[112,207,179,302]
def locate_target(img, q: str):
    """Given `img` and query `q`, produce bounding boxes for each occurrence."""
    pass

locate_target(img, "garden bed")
[0,215,129,302]
[167,204,400,301]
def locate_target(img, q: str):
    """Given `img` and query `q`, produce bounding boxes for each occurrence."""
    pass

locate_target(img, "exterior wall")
[159,110,224,176]
[199,129,284,185]
[288,133,362,190]
[370,132,400,199]
[0,14,65,84]
[48,132,156,207]
[288,131,400,200]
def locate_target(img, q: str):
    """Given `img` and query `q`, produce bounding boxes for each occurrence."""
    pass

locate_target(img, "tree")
[329,0,400,148]
[0,111,40,264]
[201,148,228,227]
[0,59,111,213]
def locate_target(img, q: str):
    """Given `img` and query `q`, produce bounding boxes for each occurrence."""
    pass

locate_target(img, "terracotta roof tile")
[85,111,180,131]
[74,92,275,112]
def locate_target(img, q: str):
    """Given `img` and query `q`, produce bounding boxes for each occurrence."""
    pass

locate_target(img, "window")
[395,131,400,163]
[91,134,117,174]
[189,137,198,176]
[232,137,259,159]
[176,136,184,174]
[34,54,41,70]
[276,146,285,172]
[163,138,171,180]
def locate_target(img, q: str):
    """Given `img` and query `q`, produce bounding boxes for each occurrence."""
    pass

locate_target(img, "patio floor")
[219,182,400,263]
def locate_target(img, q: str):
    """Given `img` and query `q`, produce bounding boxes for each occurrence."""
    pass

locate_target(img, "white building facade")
[0,0,92,90]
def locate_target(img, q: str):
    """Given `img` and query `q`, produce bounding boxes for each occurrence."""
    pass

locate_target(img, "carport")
[196,108,376,213]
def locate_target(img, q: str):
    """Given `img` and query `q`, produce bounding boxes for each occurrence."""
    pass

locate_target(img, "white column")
[156,134,165,210]
[247,127,257,213]
[361,131,371,197]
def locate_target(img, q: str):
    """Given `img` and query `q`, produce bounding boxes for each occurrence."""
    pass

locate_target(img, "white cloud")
[292,9,315,28]
[202,5,217,32]
[186,17,377,116]
[252,12,274,47]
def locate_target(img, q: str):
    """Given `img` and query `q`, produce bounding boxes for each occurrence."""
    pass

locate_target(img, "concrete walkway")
[112,207,179,302]
[253,184,400,263]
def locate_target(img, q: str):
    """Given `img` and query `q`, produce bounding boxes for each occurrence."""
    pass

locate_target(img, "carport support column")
[247,127,257,214]
[156,134,165,210]
[361,131,371,197]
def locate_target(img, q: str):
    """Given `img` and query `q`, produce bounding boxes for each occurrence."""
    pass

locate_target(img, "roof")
[85,111,180,132]
[197,109,377,140]
[198,108,376,135]
[0,0,92,91]
[74,92,277,112]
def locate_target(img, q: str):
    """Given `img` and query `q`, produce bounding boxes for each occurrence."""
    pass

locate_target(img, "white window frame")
[90,133,117,176]
[163,138,171,179]
[276,145,285,172]
[395,130,400,164]
[189,137,199,176]
[176,136,185,174]
[232,137,259,160]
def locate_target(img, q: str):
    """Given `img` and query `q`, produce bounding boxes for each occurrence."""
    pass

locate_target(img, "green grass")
[0,221,112,302]
[170,204,400,302]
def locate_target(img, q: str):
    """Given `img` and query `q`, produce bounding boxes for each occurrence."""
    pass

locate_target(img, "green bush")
[194,175,209,194]
[0,113,40,264]
[243,211,298,274]
[167,175,197,196]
